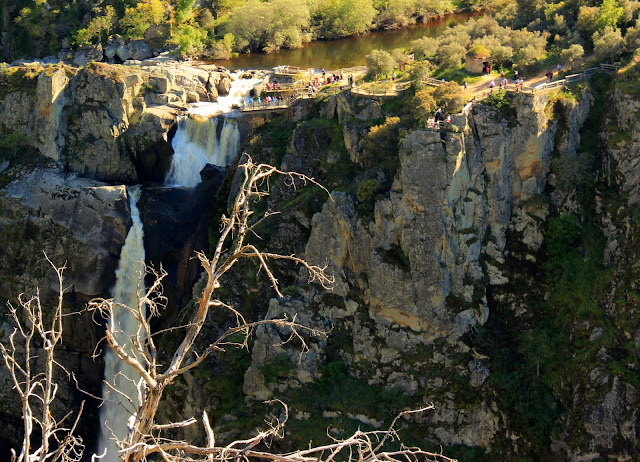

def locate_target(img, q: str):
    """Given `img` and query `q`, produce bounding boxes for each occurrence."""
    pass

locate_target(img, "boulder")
[104,45,118,61]
[144,24,170,42]
[186,90,200,103]
[216,74,232,95]
[106,34,126,48]
[149,75,170,93]
[105,35,126,61]
[73,44,104,67]
[57,48,74,61]
[116,44,131,62]
[127,40,153,61]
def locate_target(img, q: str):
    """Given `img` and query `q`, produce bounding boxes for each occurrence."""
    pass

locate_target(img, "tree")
[433,81,465,114]
[366,49,396,76]
[0,256,84,462]
[412,87,437,125]
[436,42,466,68]
[576,6,600,41]
[73,6,116,46]
[119,0,166,40]
[312,0,376,39]
[593,25,624,62]
[221,0,310,52]
[173,25,207,58]
[597,0,624,31]
[559,44,584,68]
[512,44,545,72]
[411,61,432,90]
[2,158,455,462]
[175,0,197,23]
[410,36,438,60]
[625,20,640,52]
[515,0,545,27]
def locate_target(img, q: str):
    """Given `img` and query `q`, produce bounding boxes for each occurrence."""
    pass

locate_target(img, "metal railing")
[531,63,619,93]
[350,80,411,97]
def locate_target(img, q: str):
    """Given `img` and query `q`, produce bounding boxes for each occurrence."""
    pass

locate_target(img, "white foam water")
[97,186,146,461]
[165,74,261,187]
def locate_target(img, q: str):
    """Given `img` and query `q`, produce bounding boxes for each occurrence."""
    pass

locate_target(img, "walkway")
[238,62,619,115]
[461,63,619,99]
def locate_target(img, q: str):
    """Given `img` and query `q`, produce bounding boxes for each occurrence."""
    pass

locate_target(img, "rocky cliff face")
[232,83,640,460]
[1,62,639,461]
[0,167,133,455]
[0,61,234,182]
[247,91,565,449]
[0,59,253,457]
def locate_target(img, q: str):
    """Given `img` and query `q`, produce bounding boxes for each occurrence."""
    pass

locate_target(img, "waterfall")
[165,116,222,187]
[217,118,240,167]
[165,74,262,187]
[97,186,146,461]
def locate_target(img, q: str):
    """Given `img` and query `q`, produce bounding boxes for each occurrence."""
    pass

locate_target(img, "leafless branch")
[82,156,450,462]
[0,254,84,462]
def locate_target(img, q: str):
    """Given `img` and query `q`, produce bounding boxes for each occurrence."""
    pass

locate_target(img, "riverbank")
[210,11,480,71]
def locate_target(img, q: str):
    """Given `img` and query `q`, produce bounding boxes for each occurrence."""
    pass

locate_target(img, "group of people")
[306,69,355,93]
[545,64,563,81]
[488,75,525,93]
[427,108,452,128]
[265,81,281,90]
[244,94,286,107]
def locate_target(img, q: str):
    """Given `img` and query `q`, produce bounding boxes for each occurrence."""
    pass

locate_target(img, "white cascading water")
[165,73,262,187]
[97,186,146,461]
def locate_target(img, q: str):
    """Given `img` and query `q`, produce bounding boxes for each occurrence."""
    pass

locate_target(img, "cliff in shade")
[0,61,639,462]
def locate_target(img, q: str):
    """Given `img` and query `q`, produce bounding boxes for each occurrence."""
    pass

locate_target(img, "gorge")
[1,55,640,462]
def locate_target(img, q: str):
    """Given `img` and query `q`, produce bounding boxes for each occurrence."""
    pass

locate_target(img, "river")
[214,12,479,71]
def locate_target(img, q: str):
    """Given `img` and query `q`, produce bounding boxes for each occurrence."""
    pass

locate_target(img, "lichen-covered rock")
[244,297,330,399]
[0,167,131,300]
[140,63,231,101]
[65,65,143,181]
[127,40,153,61]
[73,44,104,67]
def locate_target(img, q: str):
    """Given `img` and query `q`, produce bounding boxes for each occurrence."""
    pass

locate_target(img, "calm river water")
[215,12,478,71]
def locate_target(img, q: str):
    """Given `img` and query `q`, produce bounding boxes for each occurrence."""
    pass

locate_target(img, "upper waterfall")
[165,74,262,187]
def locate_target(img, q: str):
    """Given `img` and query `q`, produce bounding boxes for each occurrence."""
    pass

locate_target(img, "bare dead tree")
[0,254,84,462]
[87,156,455,462]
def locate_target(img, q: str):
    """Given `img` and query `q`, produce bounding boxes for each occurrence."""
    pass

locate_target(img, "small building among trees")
[465,45,493,74]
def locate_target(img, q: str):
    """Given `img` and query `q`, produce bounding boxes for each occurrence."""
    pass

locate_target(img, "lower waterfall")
[164,74,261,187]
[97,186,146,461]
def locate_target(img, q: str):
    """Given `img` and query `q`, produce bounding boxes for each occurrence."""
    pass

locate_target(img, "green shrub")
[412,87,437,125]
[360,117,401,165]
[357,178,384,216]
[545,215,579,261]
[261,353,296,383]
[366,49,396,77]
[73,6,116,46]
[484,90,516,121]
[433,80,466,114]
